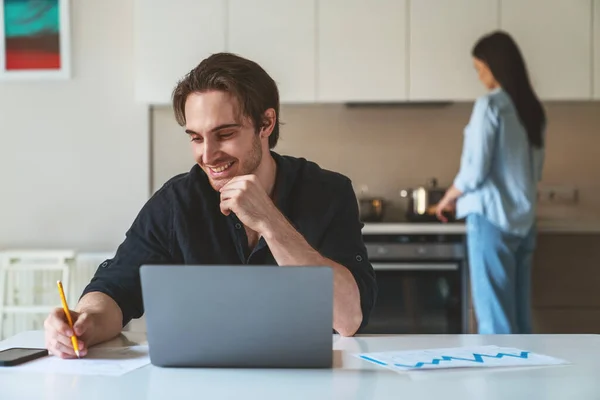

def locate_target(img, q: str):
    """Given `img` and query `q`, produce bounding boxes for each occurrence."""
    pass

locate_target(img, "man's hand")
[219,174,280,233]
[44,308,93,359]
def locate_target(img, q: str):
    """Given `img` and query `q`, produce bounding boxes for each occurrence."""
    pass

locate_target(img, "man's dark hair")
[172,52,281,148]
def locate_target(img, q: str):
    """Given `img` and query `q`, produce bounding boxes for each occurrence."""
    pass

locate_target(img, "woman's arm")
[453,97,498,193]
[436,97,498,222]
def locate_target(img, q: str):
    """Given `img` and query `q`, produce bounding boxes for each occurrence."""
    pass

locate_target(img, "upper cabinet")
[228,0,316,103]
[501,0,593,100]
[133,0,597,104]
[595,0,600,99]
[409,0,498,101]
[317,0,408,102]
[134,0,226,105]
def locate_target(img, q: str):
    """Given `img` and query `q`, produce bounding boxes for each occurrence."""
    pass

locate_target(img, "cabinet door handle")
[371,263,459,271]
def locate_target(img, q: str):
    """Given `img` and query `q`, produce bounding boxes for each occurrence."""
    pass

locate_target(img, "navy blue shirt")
[82,152,377,332]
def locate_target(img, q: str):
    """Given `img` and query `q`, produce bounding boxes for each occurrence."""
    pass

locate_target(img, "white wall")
[0,0,149,252]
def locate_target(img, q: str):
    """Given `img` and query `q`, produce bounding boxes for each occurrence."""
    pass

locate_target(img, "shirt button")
[101,261,109,268]
[235,223,242,229]
[355,255,363,262]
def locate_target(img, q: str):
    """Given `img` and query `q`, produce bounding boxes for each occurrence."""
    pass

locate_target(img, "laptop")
[139,265,334,368]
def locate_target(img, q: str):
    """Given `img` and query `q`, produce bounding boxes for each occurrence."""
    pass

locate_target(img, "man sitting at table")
[43,53,377,358]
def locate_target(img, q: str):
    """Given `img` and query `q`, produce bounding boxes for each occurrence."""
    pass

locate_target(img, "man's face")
[184,91,262,191]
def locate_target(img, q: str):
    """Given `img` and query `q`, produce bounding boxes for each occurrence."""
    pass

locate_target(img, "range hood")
[344,101,454,108]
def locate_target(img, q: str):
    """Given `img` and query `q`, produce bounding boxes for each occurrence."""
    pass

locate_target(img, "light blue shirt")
[453,88,545,237]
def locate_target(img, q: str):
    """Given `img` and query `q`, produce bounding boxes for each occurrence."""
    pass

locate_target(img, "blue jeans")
[466,214,537,334]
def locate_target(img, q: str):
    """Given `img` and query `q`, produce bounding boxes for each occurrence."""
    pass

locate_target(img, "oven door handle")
[371,262,459,271]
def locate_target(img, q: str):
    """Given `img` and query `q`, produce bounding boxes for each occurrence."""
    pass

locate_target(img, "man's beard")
[208,135,263,191]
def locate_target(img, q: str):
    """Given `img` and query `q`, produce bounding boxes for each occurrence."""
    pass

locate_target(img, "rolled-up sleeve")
[81,190,174,327]
[317,178,377,333]
[453,97,498,193]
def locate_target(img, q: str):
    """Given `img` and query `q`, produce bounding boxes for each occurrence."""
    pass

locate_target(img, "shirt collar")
[270,151,297,218]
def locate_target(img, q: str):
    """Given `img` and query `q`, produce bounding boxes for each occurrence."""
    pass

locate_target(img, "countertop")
[1,331,599,399]
[362,222,467,235]
[363,206,600,235]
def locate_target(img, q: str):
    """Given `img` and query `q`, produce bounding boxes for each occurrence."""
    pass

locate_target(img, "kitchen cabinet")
[228,0,316,103]
[469,233,600,334]
[133,0,596,104]
[500,0,593,100]
[595,0,600,99]
[134,0,226,104]
[409,0,498,101]
[531,233,600,333]
[317,0,408,102]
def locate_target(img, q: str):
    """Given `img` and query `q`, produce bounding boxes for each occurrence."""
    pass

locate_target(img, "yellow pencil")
[56,280,80,358]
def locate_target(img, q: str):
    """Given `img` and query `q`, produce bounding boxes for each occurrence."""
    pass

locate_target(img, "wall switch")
[537,185,579,204]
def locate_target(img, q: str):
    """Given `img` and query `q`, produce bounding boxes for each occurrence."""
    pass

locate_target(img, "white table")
[1,331,599,399]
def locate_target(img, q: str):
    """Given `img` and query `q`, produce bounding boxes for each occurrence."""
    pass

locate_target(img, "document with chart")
[9,346,150,376]
[356,345,569,371]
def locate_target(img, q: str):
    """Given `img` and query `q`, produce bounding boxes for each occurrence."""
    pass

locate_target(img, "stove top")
[362,219,464,224]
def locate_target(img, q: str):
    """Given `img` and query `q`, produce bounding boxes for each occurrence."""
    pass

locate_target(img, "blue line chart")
[359,356,388,366]
[392,351,531,369]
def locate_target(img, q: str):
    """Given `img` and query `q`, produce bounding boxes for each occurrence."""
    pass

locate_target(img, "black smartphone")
[0,347,49,366]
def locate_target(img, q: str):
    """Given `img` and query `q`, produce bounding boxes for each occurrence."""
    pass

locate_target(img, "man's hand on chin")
[218,174,282,234]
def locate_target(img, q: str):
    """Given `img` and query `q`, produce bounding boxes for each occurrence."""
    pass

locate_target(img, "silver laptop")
[140,265,333,368]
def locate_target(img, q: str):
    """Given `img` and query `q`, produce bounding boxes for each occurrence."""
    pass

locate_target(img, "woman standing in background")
[436,31,546,334]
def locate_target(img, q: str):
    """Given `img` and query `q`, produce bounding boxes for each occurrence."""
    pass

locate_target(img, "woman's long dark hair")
[472,31,546,148]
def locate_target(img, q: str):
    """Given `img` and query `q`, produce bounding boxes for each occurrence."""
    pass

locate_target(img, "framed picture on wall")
[0,0,71,80]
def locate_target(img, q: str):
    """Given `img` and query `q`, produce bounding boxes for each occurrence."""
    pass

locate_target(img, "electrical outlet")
[537,185,579,204]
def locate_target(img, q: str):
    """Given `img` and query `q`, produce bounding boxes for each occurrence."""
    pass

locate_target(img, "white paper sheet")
[9,346,150,376]
[355,345,569,372]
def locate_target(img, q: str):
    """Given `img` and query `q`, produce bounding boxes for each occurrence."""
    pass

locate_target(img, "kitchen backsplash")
[152,101,600,218]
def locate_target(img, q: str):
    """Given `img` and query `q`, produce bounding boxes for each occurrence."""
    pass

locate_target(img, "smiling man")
[43,53,377,358]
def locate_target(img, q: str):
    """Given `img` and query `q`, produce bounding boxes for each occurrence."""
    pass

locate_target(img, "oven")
[361,233,469,334]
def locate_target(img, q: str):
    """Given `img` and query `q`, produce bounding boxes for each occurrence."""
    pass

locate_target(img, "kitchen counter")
[362,222,467,235]
[363,208,600,235]
[2,330,600,399]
